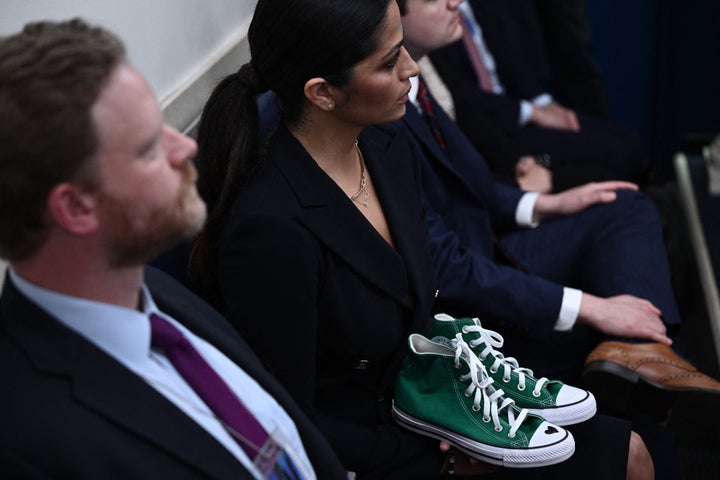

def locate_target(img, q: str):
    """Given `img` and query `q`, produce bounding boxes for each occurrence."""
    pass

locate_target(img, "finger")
[568,111,580,131]
[644,302,662,316]
[631,297,662,316]
[591,181,639,191]
[591,190,618,205]
[439,441,451,452]
[648,331,673,346]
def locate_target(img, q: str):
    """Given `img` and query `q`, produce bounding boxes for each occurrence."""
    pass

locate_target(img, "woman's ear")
[46,183,100,236]
[304,77,336,111]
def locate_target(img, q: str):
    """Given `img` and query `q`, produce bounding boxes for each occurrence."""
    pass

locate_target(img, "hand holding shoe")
[440,443,500,477]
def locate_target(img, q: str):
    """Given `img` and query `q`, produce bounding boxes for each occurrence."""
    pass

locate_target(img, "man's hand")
[577,293,672,345]
[532,181,638,222]
[529,102,580,132]
[515,156,552,193]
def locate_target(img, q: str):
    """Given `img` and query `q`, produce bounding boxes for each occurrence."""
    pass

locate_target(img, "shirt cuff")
[515,192,540,228]
[519,100,533,125]
[555,287,582,331]
[532,93,553,107]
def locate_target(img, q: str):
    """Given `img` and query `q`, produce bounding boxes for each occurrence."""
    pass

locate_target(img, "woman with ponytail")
[191,0,642,478]
[192,2,441,476]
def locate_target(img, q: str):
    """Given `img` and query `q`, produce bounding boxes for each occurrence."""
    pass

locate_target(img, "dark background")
[587,0,720,178]
[477,0,720,180]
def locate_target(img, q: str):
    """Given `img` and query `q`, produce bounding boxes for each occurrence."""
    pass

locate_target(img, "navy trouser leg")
[500,189,680,326]
[494,190,680,381]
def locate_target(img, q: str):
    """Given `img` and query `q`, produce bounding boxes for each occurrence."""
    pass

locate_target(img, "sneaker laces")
[463,320,549,397]
[452,334,529,438]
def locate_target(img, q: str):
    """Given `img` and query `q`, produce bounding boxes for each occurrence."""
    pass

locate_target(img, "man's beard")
[97,168,207,268]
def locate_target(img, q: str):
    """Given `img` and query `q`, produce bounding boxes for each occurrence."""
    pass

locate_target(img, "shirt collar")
[409,74,420,105]
[9,268,159,367]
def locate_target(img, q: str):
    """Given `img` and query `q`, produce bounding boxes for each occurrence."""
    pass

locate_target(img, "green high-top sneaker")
[393,333,575,468]
[428,314,596,425]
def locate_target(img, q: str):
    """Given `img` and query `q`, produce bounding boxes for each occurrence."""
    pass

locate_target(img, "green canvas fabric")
[393,333,576,470]
[428,315,562,409]
[395,334,540,449]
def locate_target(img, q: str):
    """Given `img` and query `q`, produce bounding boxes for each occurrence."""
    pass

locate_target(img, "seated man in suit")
[0,18,345,479]
[423,0,649,191]
[466,0,611,118]
[396,0,720,405]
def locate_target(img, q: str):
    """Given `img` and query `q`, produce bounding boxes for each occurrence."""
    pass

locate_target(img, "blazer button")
[355,360,369,370]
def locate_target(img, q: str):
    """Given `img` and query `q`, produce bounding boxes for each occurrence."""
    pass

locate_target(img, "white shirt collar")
[409,74,420,105]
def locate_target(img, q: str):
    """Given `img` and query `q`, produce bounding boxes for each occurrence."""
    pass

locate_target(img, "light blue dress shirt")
[9,268,316,480]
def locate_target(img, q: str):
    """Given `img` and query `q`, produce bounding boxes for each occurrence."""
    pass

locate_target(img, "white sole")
[526,391,597,426]
[392,403,575,468]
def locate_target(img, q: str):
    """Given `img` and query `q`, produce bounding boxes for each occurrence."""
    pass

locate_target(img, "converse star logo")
[545,426,559,435]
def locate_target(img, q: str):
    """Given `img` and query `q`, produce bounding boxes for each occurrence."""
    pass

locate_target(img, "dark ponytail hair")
[192,0,392,306]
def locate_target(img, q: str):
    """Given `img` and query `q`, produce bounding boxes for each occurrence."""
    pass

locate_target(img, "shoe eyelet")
[464,391,471,398]
[494,426,503,432]
[517,384,525,391]
[503,376,511,383]
[532,390,541,398]
[482,416,491,423]
[490,367,498,374]
[508,433,516,438]
[472,404,481,412]
[462,326,469,333]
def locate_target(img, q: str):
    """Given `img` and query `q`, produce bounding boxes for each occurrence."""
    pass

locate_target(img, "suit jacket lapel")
[361,125,436,321]
[401,93,487,202]
[269,126,415,309]
[0,279,249,480]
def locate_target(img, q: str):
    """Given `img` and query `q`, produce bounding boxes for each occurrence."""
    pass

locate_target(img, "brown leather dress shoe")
[584,341,720,393]
[582,340,720,417]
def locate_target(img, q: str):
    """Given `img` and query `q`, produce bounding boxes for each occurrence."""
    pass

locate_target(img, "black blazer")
[429,1,649,189]
[0,266,345,479]
[213,124,442,478]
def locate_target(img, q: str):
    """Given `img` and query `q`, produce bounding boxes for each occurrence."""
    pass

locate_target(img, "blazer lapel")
[402,101,450,168]
[401,94,487,202]
[359,125,436,322]
[270,126,415,309]
[1,280,249,480]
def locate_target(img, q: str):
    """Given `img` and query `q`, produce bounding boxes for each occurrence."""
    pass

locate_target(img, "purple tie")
[149,314,270,461]
[149,314,307,479]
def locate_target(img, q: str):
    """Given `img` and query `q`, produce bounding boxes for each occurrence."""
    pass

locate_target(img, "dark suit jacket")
[431,1,544,136]
[213,124,443,478]
[0,266,345,479]
[429,0,648,189]
[398,94,564,332]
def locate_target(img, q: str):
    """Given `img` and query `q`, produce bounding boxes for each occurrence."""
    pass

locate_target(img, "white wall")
[1,0,256,131]
[0,1,257,289]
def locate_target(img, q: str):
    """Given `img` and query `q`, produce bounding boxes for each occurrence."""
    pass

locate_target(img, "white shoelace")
[451,334,529,438]
[463,321,549,397]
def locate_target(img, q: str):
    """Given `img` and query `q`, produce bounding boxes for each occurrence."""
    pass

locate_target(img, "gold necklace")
[348,139,369,207]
